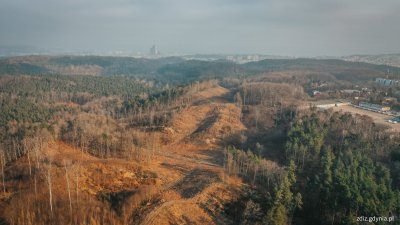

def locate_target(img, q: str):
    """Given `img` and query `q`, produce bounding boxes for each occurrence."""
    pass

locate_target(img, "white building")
[359,102,390,111]
[376,78,399,86]
[149,45,159,56]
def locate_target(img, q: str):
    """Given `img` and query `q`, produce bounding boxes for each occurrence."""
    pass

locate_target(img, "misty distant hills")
[342,54,400,68]
[1,55,400,84]
[0,45,47,56]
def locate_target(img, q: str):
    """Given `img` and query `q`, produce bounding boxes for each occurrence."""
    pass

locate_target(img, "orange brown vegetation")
[0,84,246,225]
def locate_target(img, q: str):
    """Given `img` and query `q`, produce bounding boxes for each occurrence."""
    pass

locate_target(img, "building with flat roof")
[376,78,399,86]
[359,102,390,112]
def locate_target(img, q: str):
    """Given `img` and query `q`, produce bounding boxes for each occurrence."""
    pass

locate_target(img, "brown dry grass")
[1,84,245,225]
[130,85,244,225]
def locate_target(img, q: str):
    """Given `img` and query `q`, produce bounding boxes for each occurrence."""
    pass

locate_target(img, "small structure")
[376,78,400,86]
[359,102,390,112]
[340,89,360,94]
[149,45,159,56]
[383,97,397,105]
[387,117,400,124]
[312,90,322,97]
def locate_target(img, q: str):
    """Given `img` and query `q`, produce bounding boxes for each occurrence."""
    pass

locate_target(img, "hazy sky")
[0,0,399,56]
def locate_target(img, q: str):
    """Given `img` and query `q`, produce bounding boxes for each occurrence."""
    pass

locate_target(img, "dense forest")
[219,77,400,225]
[2,55,400,84]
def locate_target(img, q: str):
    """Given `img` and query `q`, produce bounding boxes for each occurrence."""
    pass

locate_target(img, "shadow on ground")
[172,168,220,199]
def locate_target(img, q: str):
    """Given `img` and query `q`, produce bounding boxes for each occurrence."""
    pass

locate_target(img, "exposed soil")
[133,85,244,224]
[0,85,245,225]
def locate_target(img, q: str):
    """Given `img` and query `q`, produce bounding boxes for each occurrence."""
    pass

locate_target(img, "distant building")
[376,78,399,86]
[149,45,159,56]
[361,87,370,92]
[383,97,397,105]
[340,89,360,94]
[359,102,390,112]
[383,97,397,102]
[312,90,322,97]
[310,80,328,89]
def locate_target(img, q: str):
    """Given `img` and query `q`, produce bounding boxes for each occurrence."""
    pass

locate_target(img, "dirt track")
[135,85,243,225]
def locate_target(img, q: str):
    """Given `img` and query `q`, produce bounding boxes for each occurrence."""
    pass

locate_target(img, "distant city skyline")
[1,0,400,57]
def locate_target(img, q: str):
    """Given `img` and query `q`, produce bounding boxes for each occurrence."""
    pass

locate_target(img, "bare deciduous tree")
[45,161,54,214]
[64,160,73,217]
[0,151,5,194]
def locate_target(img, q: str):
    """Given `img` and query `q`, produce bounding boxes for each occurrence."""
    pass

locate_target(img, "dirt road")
[135,85,243,225]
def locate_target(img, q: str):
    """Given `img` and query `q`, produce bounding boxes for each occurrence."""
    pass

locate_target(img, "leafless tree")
[0,151,5,194]
[64,160,73,218]
[46,164,53,214]
[22,139,32,176]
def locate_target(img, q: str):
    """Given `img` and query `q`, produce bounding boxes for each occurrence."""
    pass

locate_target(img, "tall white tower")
[149,45,159,56]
